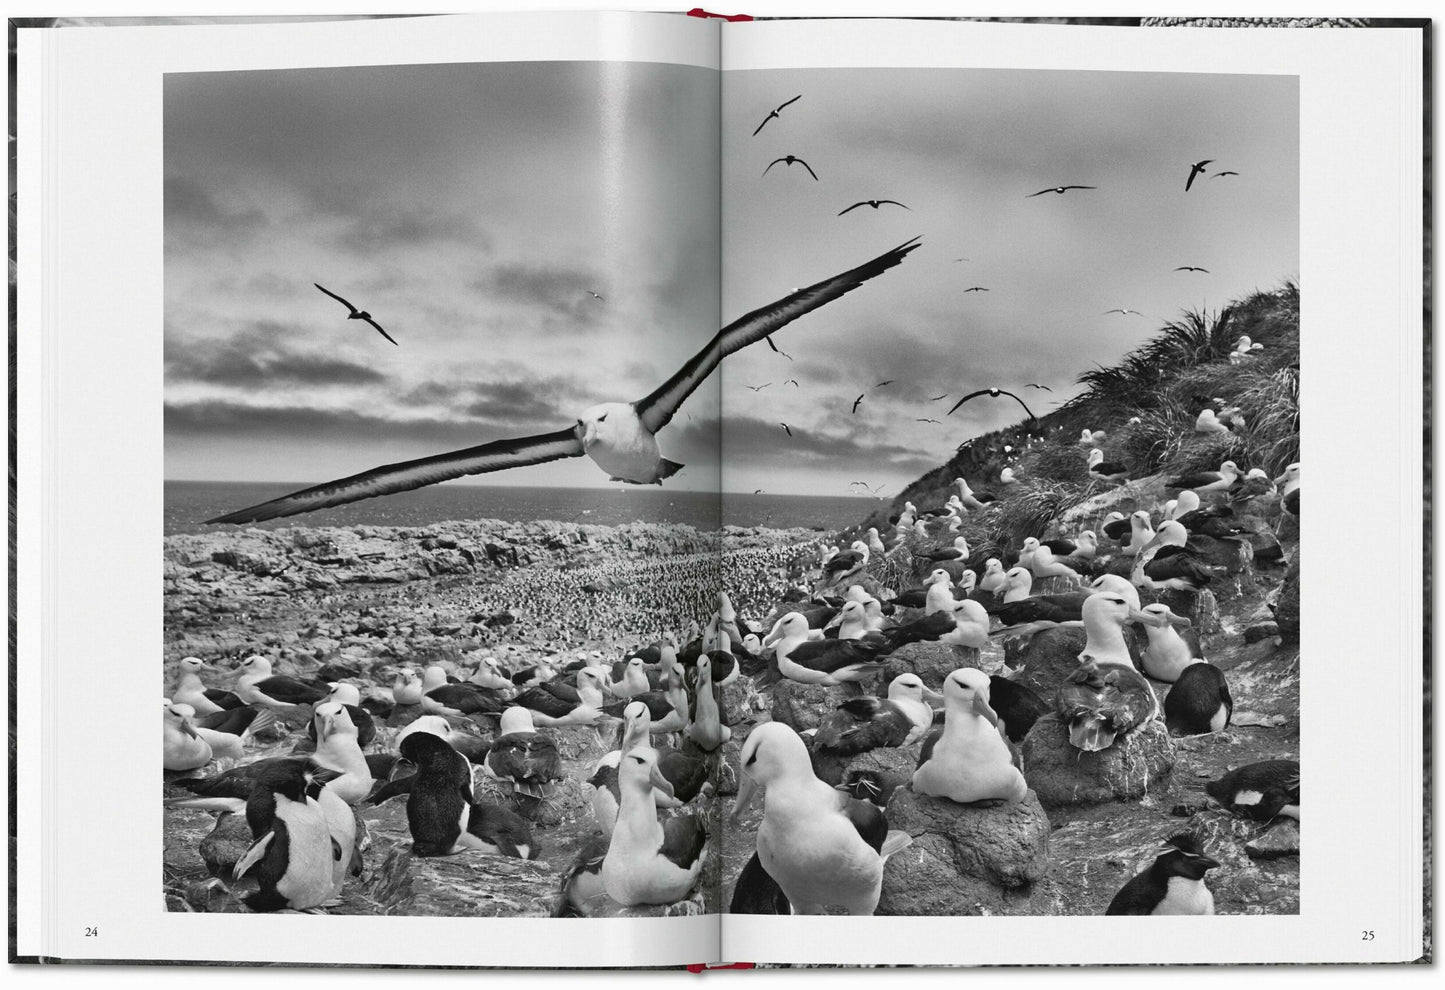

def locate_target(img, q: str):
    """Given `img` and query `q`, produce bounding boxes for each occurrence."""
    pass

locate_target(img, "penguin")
[163,702,212,772]
[232,761,346,913]
[600,749,708,907]
[728,851,791,915]
[1163,661,1233,736]
[912,668,1027,805]
[1205,760,1300,821]
[234,655,330,709]
[401,731,537,859]
[1135,603,1203,682]
[733,722,911,915]
[1105,833,1220,915]
[835,769,890,806]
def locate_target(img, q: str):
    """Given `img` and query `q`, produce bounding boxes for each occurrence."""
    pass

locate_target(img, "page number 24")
[84,927,98,937]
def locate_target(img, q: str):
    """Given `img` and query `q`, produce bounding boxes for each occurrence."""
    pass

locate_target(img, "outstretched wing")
[995,389,1038,420]
[207,427,585,524]
[798,159,819,180]
[877,200,910,210]
[946,389,992,416]
[362,317,399,346]
[762,158,785,176]
[314,282,358,314]
[777,94,802,111]
[633,238,921,435]
[837,202,865,216]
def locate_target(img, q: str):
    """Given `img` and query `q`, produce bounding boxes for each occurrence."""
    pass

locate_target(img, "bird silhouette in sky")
[852,394,865,414]
[784,379,800,387]
[1212,171,1240,179]
[586,290,605,301]
[752,94,801,136]
[1174,266,1210,273]
[916,418,941,424]
[1186,159,1214,191]
[850,481,886,498]
[1104,308,1144,316]
[763,156,818,180]
[314,283,398,346]
[930,393,948,401]
[947,387,1037,421]
[838,200,910,215]
[780,423,793,437]
[875,380,895,388]
[962,286,989,293]
[1026,185,1095,197]
[1024,383,1053,392]
[745,383,771,392]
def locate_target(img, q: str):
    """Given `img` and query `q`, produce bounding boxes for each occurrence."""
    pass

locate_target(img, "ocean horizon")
[164,481,878,536]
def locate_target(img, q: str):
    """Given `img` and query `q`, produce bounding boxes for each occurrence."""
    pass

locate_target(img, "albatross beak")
[762,619,786,649]
[921,685,946,706]
[971,694,1000,726]
[1168,613,1193,629]
[649,764,675,800]
[179,719,198,739]
[1128,607,1169,628]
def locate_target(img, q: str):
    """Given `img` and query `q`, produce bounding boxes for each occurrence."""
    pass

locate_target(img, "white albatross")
[209,238,922,524]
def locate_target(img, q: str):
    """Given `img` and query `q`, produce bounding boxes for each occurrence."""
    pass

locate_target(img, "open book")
[10,10,1428,969]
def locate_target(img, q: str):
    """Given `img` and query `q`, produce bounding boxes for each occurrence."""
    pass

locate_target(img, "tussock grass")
[987,481,1092,551]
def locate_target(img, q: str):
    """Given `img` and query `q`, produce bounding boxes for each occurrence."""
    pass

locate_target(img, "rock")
[1004,627,1143,698]
[199,813,253,877]
[386,703,426,728]
[719,680,752,728]
[877,788,1050,916]
[1020,713,1175,809]
[1244,621,1281,644]
[880,640,979,690]
[1245,820,1300,860]
[769,680,857,734]
[842,745,922,802]
[1273,557,1300,644]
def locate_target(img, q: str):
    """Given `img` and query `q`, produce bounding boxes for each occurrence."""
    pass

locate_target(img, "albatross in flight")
[209,238,922,524]
[314,283,398,346]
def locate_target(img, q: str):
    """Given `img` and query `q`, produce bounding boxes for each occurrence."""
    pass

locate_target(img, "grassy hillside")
[850,280,1300,560]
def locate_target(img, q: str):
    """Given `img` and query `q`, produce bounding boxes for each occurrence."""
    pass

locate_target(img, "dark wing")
[633,238,920,435]
[361,317,399,346]
[313,282,358,315]
[254,676,328,706]
[206,427,584,524]
[877,201,909,210]
[762,158,786,175]
[844,798,888,853]
[838,202,866,215]
[659,812,709,870]
[797,159,819,180]
[946,389,993,416]
[752,115,772,137]
[1025,189,1051,198]
[1062,185,1096,191]
[852,395,864,413]
[916,725,944,769]
[777,94,802,111]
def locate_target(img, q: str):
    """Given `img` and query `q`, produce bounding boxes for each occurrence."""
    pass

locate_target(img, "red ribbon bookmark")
[686,962,758,973]
[686,8,754,21]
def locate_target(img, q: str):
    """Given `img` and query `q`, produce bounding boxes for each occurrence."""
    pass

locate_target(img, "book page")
[718,17,1422,965]
[15,11,733,966]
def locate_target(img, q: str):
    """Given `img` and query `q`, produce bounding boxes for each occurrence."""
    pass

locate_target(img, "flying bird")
[313,283,398,346]
[587,290,605,301]
[208,237,922,524]
[946,387,1037,421]
[1174,266,1210,273]
[764,335,793,360]
[763,156,818,180]
[753,489,765,495]
[783,379,800,387]
[780,423,793,437]
[752,94,801,136]
[962,287,989,293]
[929,393,948,401]
[1212,171,1240,179]
[875,380,894,388]
[852,394,865,414]
[953,258,970,263]
[1026,185,1095,197]
[838,200,909,216]
[745,383,772,392]
[916,418,941,424]
[850,481,886,498]
[1104,308,1143,316]
[1024,383,1052,392]
[1185,159,1214,191]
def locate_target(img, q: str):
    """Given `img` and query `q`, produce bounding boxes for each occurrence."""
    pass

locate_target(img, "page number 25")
[83,927,98,937]
[1361,931,1375,941]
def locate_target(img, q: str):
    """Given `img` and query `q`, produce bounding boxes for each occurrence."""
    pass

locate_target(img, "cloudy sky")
[165,60,1297,498]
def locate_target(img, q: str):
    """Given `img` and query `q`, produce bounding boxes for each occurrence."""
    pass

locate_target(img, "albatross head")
[577,402,639,449]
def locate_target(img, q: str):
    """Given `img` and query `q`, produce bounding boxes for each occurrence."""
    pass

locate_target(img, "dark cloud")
[471,261,605,330]
[164,175,266,241]
[165,323,386,389]
[717,415,938,477]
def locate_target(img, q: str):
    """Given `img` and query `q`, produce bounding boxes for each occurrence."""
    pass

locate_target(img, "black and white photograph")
[158,49,1304,922]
